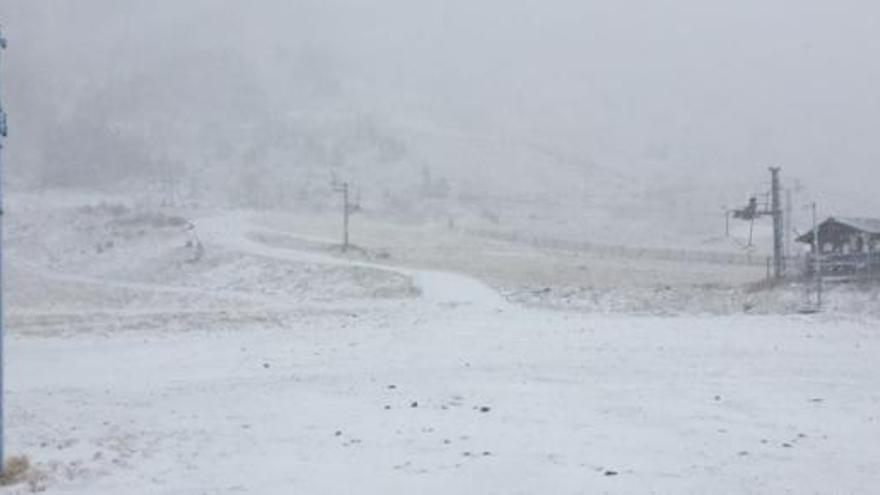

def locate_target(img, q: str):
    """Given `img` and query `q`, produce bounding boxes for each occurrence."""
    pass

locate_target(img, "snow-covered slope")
[2,190,879,493]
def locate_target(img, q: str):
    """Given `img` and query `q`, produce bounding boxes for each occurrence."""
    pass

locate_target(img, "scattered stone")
[604,470,619,477]
[411,401,419,408]
[714,395,722,401]
[334,430,343,437]
[737,451,749,457]
[388,385,397,390]
[479,406,491,413]
[384,405,391,410]
[263,363,271,369]
[482,451,492,457]
[782,443,793,448]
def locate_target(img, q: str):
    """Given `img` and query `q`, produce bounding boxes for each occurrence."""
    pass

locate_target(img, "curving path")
[196,213,508,310]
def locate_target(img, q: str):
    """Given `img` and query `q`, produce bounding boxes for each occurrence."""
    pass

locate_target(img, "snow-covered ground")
[3,192,879,493]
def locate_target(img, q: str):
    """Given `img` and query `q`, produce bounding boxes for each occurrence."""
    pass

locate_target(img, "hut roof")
[797,217,880,244]
[833,217,880,235]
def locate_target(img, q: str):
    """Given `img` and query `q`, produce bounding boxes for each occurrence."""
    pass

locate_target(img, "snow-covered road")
[197,213,507,309]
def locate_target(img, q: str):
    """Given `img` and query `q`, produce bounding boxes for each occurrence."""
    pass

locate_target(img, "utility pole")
[0,25,8,474]
[785,188,793,258]
[333,181,350,251]
[342,182,349,251]
[769,167,784,279]
[812,202,823,310]
[724,209,730,237]
[723,205,734,237]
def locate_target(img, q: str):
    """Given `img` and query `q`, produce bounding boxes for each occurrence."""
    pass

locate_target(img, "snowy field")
[3,192,879,494]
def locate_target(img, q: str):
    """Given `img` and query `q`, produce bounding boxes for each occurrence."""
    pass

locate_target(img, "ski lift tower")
[731,167,786,279]
[0,25,8,474]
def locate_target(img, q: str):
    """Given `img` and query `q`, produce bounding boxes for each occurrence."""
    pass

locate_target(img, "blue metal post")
[0,25,8,474]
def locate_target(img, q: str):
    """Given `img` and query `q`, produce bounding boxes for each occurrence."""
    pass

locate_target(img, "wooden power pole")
[769,167,784,279]
[342,182,349,251]
[333,181,351,251]
[812,202,823,310]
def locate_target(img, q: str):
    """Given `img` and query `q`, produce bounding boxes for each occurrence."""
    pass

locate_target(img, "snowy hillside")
[4,1,878,256]
[2,2,880,493]
[2,191,879,494]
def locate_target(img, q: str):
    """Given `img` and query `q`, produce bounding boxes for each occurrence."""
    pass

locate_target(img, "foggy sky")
[1,0,878,208]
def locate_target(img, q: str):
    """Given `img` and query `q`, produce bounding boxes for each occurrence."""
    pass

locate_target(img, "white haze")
[4,5,880,492]
[1,0,879,230]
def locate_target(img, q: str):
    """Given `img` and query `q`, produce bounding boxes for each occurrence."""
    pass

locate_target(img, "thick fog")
[1,1,878,219]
